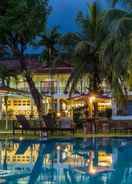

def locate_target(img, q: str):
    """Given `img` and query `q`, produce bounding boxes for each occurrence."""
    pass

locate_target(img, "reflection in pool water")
[0,137,132,183]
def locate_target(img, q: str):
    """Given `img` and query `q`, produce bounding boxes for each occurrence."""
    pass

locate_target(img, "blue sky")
[48,0,126,33]
[27,0,127,54]
[48,0,88,32]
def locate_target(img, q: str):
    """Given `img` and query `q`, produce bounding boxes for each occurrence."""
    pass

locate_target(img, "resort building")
[0,59,111,120]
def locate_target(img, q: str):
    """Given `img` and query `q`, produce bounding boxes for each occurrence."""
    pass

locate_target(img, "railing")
[14,86,68,96]
[40,87,66,96]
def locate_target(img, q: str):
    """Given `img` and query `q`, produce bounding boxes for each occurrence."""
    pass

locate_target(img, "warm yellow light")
[98,102,112,106]
[65,110,68,113]
[57,112,61,117]
[19,137,23,141]
[89,167,96,175]
[89,95,96,103]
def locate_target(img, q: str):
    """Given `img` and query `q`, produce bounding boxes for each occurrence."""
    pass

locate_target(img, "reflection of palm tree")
[109,146,132,184]
[28,143,46,184]
[3,148,7,170]
[64,168,77,184]
[28,141,55,184]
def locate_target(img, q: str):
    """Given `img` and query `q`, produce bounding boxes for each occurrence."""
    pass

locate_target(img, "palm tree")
[112,0,132,8]
[39,27,61,111]
[63,1,132,115]
[64,0,131,97]
[100,8,132,114]
[0,0,50,122]
[64,2,103,96]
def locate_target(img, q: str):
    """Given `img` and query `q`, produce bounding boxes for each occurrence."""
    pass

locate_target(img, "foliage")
[100,8,132,107]
[112,0,132,8]
[39,26,61,66]
[0,0,51,119]
[0,65,15,86]
[64,0,132,108]
[64,2,104,96]
[0,0,50,57]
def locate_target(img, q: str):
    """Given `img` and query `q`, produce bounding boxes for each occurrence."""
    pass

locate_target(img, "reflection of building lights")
[89,168,96,175]
[44,154,50,164]
[98,152,112,167]
[56,145,61,150]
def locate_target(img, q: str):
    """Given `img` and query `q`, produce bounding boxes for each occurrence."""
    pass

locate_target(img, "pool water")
[0,137,132,184]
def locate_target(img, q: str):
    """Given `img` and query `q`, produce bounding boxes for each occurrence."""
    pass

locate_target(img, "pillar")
[57,99,60,114]
[112,98,117,116]
[0,96,2,120]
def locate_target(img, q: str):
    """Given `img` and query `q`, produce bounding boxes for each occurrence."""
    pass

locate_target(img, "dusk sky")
[27,0,126,53]
[48,0,126,32]
[48,0,88,32]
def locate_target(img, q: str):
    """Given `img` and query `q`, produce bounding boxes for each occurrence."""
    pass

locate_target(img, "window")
[7,100,11,106]
[40,80,58,94]
[13,100,31,106]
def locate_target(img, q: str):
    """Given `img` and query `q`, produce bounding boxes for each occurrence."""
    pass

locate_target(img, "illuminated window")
[40,80,58,94]
[7,100,11,106]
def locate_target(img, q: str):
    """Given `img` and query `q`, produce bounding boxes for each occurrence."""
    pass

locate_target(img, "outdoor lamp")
[57,112,61,117]
[89,95,96,103]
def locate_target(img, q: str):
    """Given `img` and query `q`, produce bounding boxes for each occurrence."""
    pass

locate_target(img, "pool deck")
[1,130,132,139]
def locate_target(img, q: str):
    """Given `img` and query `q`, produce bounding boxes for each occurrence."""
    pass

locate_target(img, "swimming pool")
[0,137,132,184]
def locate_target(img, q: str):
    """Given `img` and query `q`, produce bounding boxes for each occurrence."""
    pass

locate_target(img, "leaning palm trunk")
[25,72,45,119]
[121,98,128,115]
[117,95,128,115]
[4,96,8,130]
[19,57,45,123]
[114,79,128,115]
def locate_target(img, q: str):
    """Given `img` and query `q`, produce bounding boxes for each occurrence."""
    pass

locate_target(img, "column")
[0,96,2,120]
[57,99,60,115]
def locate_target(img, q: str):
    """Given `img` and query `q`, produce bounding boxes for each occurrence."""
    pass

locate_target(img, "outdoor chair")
[43,114,57,134]
[57,116,76,135]
[13,115,46,135]
[43,115,76,135]
[95,119,110,133]
[58,118,76,135]
[110,120,132,132]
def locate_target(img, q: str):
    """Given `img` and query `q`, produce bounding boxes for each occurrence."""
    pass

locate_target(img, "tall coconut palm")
[99,8,132,114]
[64,2,104,96]
[39,27,61,111]
[63,1,132,118]
[112,0,132,8]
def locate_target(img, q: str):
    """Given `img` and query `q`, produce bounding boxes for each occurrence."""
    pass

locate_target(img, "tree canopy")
[0,0,50,57]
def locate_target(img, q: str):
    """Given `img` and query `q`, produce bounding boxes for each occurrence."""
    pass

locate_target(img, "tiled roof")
[0,58,73,74]
[0,86,29,96]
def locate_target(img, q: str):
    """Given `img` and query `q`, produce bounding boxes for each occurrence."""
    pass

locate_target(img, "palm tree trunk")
[4,96,8,130]
[119,97,128,115]
[19,57,45,121]
[48,48,54,111]
[25,72,45,119]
